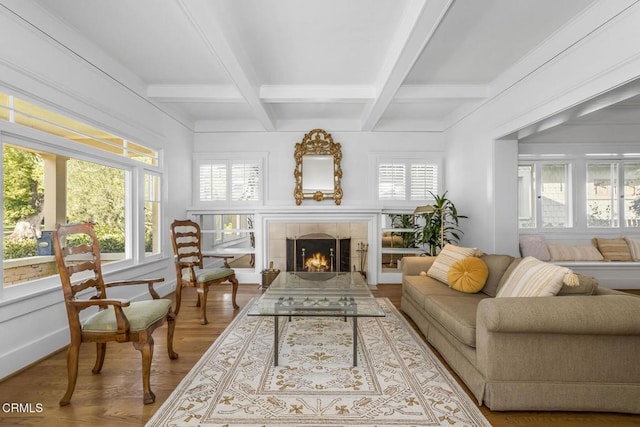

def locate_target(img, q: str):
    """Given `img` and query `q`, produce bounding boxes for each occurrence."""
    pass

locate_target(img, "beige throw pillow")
[592,237,632,261]
[496,256,576,298]
[624,237,640,261]
[547,243,603,261]
[427,244,478,285]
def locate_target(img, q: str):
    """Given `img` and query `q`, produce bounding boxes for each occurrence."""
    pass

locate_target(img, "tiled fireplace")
[268,222,367,274]
[285,233,351,272]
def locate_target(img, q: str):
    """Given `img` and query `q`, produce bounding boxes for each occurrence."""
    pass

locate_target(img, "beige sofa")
[401,254,640,413]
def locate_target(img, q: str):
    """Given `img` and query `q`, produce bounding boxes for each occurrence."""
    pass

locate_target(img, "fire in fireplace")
[305,252,330,271]
[286,233,350,272]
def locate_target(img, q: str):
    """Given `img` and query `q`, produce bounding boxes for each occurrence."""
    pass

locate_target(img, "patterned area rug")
[147,298,490,426]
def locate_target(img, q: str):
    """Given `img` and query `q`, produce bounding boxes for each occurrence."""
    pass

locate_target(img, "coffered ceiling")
[31,0,598,132]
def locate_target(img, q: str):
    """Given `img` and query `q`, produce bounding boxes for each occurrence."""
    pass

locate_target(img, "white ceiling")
[33,0,599,132]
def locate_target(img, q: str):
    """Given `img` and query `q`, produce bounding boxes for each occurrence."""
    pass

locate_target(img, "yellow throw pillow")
[427,244,479,285]
[447,257,489,293]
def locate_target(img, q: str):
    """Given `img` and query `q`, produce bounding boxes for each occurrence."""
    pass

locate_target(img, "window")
[586,162,618,227]
[541,163,571,228]
[518,157,640,231]
[586,161,640,228]
[1,90,163,292]
[0,92,158,165]
[196,156,263,205]
[518,164,535,228]
[144,172,161,256]
[376,156,440,203]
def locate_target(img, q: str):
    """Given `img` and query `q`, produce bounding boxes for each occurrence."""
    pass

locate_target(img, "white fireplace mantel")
[187,206,387,284]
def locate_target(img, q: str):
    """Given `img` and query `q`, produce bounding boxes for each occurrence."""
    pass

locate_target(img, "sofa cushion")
[427,244,478,285]
[403,275,462,310]
[496,256,574,298]
[480,254,514,297]
[519,235,550,261]
[624,237,640,261]
[556,273,598,296]
[547,243,603,261]
[592,237,632,261]
[448,257,488,293]
[423,294,489,347]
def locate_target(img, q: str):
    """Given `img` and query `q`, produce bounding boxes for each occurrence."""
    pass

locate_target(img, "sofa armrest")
[477,295,640,335]
[401,256,436,277]
[476,295,640,384]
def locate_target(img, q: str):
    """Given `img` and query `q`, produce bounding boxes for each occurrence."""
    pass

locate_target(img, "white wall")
[0,5,191,379]
[445,2,640,255]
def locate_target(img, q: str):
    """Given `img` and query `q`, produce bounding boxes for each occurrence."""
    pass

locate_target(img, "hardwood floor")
[1,284,638,426]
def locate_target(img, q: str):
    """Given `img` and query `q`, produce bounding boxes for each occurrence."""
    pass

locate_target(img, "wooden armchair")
[53,222,178,406]
[170,219,239,325]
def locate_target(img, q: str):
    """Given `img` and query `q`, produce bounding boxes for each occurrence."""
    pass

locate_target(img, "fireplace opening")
[286,233,350,272]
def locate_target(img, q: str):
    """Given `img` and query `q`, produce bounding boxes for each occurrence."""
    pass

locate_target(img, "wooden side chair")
[53,222,178,406]
[170,219,239,325]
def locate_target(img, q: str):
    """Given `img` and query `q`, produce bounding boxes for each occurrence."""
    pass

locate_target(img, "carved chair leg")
[198,286,209,325]
[134,336,155,404]
[230,276,239,310]
[60,340,80,406]
[166,311,179,360]
[92,342,107,374]
[174,283,183,316]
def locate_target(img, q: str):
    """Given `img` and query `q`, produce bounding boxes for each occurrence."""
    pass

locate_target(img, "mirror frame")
[294,129,343,205]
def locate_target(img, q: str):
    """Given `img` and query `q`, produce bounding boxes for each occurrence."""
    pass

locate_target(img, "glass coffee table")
[247,272,385,367]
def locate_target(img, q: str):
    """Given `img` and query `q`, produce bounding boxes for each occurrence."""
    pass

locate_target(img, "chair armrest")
[105,278,165,299]
[71,298,131,309]
[204,254,233,268]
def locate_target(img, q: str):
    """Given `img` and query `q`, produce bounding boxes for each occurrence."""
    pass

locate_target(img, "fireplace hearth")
[286,233,350,272]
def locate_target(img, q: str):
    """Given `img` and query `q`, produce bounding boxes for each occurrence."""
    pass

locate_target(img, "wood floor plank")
[0,283,638,426]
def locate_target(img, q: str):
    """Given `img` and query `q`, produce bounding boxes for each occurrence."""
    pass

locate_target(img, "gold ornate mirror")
[294,129,343,205]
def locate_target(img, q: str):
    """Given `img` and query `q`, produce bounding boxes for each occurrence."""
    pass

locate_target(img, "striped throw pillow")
[547,243,603,261]
[624,237,640,261]
[427,244,478,285]
[593,237,632,261]
[496,256,572,298]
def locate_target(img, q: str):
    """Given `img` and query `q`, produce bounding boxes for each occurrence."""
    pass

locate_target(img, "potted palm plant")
[416,191,467,256]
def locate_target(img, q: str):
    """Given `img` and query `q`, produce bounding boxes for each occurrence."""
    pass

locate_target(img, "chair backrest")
[170,220,204,269]
[53,223,106,326]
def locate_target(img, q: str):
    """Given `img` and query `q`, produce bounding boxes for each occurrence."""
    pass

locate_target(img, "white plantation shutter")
[199,163,227,201]
[378,163,406,200]
[410,163,438,200]
[231,162,260,201]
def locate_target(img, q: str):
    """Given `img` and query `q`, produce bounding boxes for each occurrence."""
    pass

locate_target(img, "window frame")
[371,153,443,207]
[518,155,640,233]
[193,152,266,208]
[1,121,164,300]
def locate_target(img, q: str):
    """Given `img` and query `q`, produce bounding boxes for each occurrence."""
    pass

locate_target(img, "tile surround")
[268,222,368,272]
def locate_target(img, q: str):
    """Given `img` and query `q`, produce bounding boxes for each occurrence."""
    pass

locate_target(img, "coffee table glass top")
[247,272,385,318]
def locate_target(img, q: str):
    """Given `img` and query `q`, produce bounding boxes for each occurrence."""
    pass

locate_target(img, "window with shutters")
[376,156,441,204]
[195,156,264,206]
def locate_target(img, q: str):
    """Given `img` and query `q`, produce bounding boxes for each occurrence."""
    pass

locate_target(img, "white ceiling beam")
[147,84,243,103]
[361,0,455,131]
[394,84,488,102]
[517,80,640,139]
[260,85,375,103]
[175,1,275,131]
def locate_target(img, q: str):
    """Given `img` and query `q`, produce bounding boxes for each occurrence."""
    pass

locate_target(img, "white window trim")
[370,152,443,207]
[518,154,640,234]
[1,124,164,301]
[193,152,267,208]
